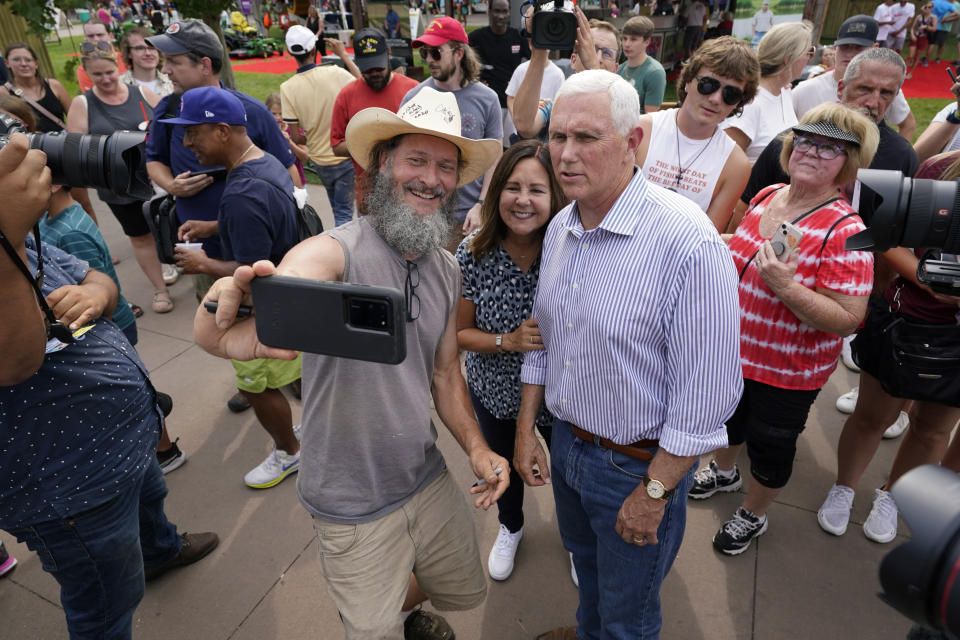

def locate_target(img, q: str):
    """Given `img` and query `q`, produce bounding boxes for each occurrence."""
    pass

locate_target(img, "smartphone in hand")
[769,222,803,262]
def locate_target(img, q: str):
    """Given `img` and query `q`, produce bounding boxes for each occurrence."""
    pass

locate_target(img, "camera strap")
[4,82,67,130]
[0,227,76,343]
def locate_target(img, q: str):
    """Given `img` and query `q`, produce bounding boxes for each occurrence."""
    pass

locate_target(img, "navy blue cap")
[158,86,247,126]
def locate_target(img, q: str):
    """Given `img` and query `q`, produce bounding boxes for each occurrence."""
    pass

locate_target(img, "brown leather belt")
[569,424,658,462]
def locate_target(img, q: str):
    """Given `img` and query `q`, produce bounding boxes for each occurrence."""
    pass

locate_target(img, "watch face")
[646,478,665,499]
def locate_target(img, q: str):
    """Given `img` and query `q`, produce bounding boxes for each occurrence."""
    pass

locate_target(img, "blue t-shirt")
[0,237,161,529]
[145,87,295,258]
[38,202,136,332]
[219,155,299,265]
[934,0,957,30]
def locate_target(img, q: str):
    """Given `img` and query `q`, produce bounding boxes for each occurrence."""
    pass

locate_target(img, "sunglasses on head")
[419,46,446,61]
[80,41,113,54]
[695,75,744,106]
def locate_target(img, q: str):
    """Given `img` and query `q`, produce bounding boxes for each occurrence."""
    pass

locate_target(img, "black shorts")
[108,201,150,237]
[932,29,949,46]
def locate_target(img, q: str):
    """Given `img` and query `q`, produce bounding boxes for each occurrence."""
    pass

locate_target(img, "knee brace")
[745,420,802,489]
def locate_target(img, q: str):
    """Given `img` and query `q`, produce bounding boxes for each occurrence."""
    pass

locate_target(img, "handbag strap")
[738,188,841,281]
[5,81,67,130]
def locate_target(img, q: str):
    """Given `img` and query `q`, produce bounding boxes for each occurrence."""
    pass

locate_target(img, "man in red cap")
[403,16,503,242]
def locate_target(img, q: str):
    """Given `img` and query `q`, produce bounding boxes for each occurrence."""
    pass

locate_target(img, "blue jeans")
[9,456,180,640]
[315,159,355,227]
[550,420,695,640]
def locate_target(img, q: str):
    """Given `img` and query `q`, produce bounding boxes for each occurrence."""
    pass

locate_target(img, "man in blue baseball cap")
[160,86,303,490]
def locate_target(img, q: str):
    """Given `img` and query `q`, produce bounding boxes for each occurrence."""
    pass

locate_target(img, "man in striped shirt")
[515,70,743,640]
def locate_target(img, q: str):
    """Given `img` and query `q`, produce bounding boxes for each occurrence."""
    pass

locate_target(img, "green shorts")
[232,354,302,393]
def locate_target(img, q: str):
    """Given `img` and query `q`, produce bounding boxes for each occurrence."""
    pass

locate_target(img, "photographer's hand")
[0,134,52,249]
[573,6,601,70]
[46,269,116,330]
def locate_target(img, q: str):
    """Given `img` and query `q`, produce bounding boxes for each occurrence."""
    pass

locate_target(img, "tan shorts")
[312,470,486,639]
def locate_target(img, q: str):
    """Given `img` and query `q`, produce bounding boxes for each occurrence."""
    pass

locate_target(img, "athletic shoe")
[836,387,859,414]
[161,263,179,285]
[817,484,855,536]
[0,542,17,577]
[841,335,860,372]
[293,423,302,441]
[863,488,899,543]
[227,391,251,413]
[403,609,455,640]
[244,448,300,488]
[569,552,578,588]
[688,461,742,500]
[713,507,768,556]
[488,524,522,580]
[883,411,910,439]
[144,532,219,581]
[157,438,187,475]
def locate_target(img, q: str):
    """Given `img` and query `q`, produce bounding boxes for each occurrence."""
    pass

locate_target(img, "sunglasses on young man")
[419,46,447,62]
[695,75,745,106]
[128,44,157,53]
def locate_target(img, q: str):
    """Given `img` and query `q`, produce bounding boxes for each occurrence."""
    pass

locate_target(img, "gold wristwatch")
[642,476,675,501]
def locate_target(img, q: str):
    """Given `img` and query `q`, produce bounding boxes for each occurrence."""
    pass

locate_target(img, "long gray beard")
[367,169,458,257]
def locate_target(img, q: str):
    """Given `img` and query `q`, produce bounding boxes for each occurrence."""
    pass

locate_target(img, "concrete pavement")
[0,184,917,639]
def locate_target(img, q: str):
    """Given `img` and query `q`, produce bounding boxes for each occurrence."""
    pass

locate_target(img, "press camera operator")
[0,134,217,638]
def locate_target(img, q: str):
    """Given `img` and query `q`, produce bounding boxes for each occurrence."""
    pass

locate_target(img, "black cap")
[835,15,879,47]
[793,120,861,147]
[353,28,389,72]
[147,19,223,63]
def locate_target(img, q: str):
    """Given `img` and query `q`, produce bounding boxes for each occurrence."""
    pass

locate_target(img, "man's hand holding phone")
[194,260,298,362]
[169,170,214,198]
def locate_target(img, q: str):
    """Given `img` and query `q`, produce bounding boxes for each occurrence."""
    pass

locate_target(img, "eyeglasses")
[128,44,156,53]
[419,46,446,61]
[405,260,420,322]
[80,41,114,54]
[792,135,848,160]
[595,45,616,61]
[695,75,745,106]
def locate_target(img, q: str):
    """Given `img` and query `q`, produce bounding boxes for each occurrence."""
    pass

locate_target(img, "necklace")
[672,111,714,191]
[235,142,257,165]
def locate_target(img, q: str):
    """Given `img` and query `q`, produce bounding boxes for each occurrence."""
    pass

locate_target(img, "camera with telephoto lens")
[522,0,578,51]
[877,465,960,639]
[0,113,153,201]
[848,169,960,295]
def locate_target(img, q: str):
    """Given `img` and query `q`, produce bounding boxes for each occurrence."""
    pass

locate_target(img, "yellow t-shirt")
[280,65,355,166]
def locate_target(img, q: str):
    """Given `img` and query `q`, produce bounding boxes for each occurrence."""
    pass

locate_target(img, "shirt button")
[567,322,573,328]
[582,243,588,250]
[565,360,571,367]
[561,398,567,404]
[572,282,578,289]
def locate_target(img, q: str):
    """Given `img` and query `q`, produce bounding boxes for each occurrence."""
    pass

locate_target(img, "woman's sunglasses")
[696,75,744,106]
[80,41,114,54]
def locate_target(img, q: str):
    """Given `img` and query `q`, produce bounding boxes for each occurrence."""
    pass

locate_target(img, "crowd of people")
[1,3,960,640]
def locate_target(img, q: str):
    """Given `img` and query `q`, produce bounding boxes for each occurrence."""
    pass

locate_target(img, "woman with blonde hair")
[721,21,814,164]
[693,103,879,555]
[66,43,172,313]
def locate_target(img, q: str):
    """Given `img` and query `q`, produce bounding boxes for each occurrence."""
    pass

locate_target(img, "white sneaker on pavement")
[841,335,860,372]
[244,448,300,489]
[161,263,179,285]
[488,524,522,580]
[817,484,855,536]
[883,411,909,439]
[836,387,859,414]
[863,488,899,543]
[569,552,578,588]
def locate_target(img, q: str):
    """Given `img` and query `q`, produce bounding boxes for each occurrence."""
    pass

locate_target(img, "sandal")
[152,289,174,314]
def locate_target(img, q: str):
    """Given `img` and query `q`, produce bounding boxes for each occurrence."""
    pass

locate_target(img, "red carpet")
[902,59,956,99]
[231,49,354,74]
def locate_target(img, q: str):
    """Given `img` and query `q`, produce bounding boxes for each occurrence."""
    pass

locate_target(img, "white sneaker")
[836,387,859,414]
[487,524,522,580]
[569,552,578,588]
[161,263,179,285]
[244,448,300,488]
[841,335,860,372]
[817,484,855,536]
[883,411,909,439]
[293,423,302,441]
[863,488,899,543]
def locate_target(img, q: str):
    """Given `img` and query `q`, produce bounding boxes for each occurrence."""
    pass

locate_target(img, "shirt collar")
[559,167,647,238]
[296,63,318,74]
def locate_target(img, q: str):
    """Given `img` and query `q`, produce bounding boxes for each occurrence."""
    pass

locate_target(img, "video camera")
[848,169,960,295]
[0,113,153,201]
[878,465,960,639]
[522,0,578,51]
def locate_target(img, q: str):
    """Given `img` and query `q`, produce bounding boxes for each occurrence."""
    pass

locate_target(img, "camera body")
[0,113,153,201]
[524,0,578,51]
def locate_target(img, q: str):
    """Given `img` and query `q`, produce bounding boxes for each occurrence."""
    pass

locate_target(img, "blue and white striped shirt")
[520,169,743,456]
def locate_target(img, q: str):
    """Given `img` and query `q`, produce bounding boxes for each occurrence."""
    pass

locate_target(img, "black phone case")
[251,275,406,364]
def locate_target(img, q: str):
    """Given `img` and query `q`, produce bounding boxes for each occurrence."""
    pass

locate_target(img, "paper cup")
[176,242,204,251]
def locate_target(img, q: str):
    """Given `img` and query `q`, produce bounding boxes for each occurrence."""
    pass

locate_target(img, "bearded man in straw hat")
[195,87,506,640]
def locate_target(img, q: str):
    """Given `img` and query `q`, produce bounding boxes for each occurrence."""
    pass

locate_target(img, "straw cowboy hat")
[345,86,501,188]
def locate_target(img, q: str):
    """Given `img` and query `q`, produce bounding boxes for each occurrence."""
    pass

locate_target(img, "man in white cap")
[280,25,358,226]
[194,87,508,640]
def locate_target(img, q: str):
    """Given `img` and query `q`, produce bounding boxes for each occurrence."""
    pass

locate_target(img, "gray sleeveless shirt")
[84,86,153,204]
[296,217,460,523]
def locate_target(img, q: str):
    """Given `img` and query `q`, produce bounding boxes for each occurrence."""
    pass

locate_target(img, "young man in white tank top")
[634,37,759,232]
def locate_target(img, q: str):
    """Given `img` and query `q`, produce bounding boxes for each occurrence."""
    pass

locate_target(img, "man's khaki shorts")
[312,470,486,639]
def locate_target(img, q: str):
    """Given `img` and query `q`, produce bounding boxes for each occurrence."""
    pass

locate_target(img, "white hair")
[553,70,640,137]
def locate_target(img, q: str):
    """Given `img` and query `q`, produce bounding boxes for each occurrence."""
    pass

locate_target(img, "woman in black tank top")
[65,44,173,314]
[2,42,72,133]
